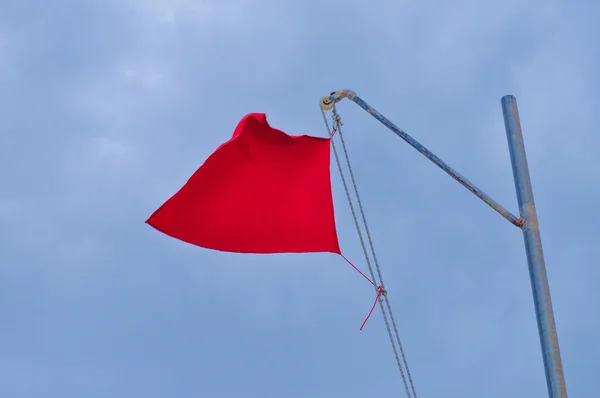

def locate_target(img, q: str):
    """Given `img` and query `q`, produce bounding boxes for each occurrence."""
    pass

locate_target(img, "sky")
[1,0,599,397]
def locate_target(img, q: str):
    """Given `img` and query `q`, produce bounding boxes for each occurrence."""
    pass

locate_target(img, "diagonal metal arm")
[321,90,522,227]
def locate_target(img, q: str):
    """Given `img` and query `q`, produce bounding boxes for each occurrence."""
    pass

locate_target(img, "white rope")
[332,107,418,398]
[321,107,417,398]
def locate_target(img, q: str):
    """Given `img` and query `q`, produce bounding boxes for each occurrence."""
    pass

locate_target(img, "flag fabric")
[146,113,341,255]
[147,113,384,331]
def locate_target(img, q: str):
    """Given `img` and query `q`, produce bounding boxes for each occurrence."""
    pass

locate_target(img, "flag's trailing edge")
[146,113,342,255]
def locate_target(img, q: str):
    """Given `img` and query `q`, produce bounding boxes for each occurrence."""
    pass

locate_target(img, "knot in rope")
[360,285,386,331]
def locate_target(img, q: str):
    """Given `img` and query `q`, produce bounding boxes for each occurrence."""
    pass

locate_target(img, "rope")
[333,107,418,398]
[338,253,383,328]
[320,107,417,398]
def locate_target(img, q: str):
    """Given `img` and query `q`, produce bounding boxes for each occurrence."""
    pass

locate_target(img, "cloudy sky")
[1,0,598,397]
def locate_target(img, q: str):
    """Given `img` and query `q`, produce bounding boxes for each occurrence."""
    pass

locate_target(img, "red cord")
[360,285,384,331]
[339,253,384,331]
[340,253,375,286]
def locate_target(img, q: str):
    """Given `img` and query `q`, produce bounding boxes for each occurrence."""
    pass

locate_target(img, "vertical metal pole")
[501,95,567,398]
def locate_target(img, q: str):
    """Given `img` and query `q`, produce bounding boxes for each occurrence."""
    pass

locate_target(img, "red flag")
[147,113,341,254]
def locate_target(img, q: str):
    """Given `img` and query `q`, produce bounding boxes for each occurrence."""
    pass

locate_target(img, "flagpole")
[321,90,568,397]
[501,95,567,398]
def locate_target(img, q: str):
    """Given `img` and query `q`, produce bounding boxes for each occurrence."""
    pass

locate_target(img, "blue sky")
[1,0,598,397]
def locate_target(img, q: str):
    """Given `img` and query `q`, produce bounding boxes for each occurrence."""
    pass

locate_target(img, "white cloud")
[0,31,13,79]
[117,59,171,90]
[72,58,173,123]
[477,20,598,181]
[510,41,594,163]
[0,198,19,223]
[64,56,174,182]
[120,0,252,25]
[61,135,148,184]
